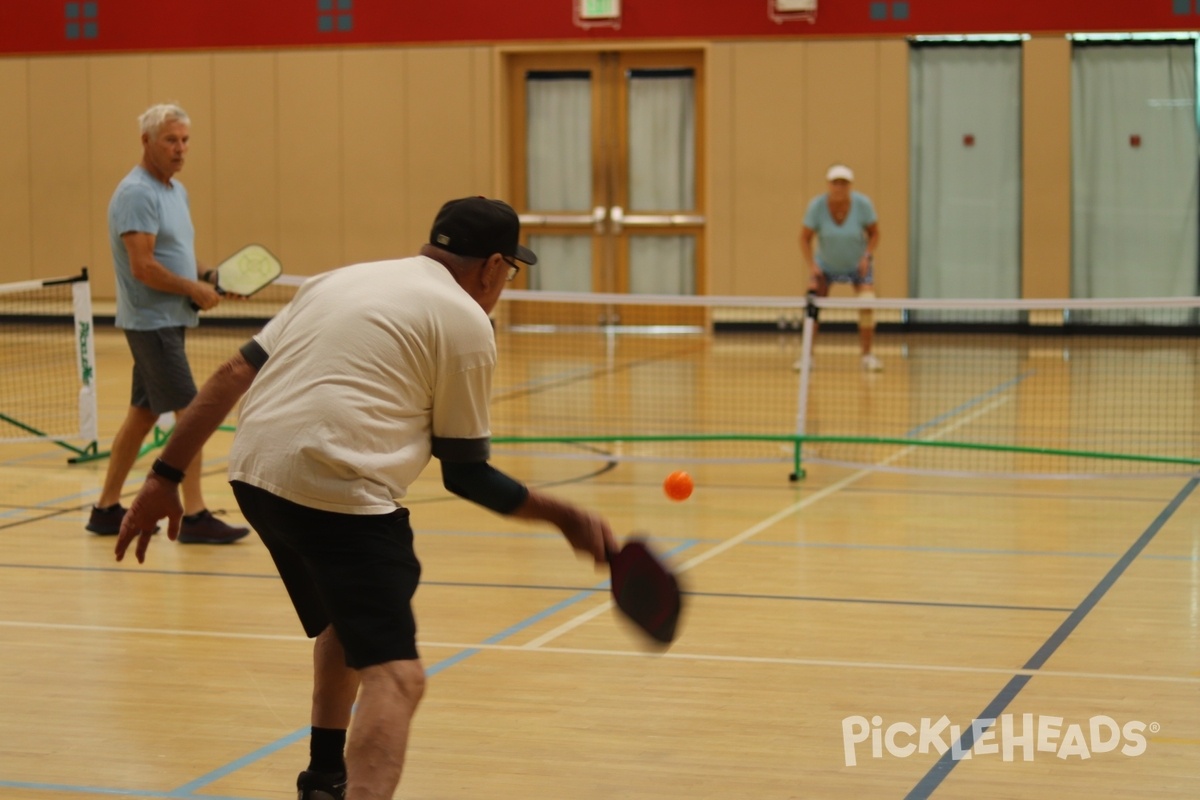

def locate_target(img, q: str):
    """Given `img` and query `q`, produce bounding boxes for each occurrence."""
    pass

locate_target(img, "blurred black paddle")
[607,538,684,647]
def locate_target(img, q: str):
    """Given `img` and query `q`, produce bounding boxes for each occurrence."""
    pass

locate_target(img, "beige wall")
[0,39,1072,300]
[0,46,497,299]
[1022,36,1072,298]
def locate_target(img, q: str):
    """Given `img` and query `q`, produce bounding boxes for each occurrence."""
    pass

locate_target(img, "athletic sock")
[308,726,347,775]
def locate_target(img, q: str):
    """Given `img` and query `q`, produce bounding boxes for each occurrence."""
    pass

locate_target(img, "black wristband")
[202,269,216,284]
[151,458,185,483]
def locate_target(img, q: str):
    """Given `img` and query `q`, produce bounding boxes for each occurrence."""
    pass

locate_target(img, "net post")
[790,294,818,480]
[71,274,99,459]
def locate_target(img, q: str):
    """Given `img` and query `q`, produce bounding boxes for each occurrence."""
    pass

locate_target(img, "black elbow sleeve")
[440,460,528,515]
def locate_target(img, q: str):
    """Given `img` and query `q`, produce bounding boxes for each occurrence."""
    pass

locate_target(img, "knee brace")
[857,289,876,330]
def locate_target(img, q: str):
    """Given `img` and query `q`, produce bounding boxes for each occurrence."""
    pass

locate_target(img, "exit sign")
[579,0,620,20]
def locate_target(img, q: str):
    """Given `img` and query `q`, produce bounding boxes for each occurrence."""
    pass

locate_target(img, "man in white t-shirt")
[114,197,618,800]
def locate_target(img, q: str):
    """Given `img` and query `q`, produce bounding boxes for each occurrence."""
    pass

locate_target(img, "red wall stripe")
[1,1,1196,56]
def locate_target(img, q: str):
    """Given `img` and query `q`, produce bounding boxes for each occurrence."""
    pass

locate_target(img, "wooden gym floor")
[0,326,1197,800]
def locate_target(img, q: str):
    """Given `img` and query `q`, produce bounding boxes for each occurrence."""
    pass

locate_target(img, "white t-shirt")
[228,256,496,514]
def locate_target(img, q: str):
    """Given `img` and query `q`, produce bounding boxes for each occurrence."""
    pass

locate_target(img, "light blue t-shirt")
[108,165,199,330]
[802,191,877,276]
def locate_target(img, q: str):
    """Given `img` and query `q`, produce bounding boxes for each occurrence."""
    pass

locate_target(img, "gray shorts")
[122,327,198,414]
[818,259,874,288]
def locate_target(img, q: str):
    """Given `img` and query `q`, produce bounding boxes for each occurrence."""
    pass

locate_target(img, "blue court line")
[904,371,1033,438]
[693,590,1072,613]
[904,475,1199,800]
[0,781,253,800]
[163,538,699,796]
[170,729,310,796]
[743,539,1198,561]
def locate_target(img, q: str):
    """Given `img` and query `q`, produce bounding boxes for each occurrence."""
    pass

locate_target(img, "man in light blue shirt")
[87,103,249,544]
[800,164,883,371]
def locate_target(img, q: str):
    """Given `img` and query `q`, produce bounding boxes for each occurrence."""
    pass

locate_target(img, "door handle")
[620,212,706,227]
[518,212,601,226]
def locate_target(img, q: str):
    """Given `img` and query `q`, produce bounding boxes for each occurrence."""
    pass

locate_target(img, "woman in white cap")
[799,164,883,371]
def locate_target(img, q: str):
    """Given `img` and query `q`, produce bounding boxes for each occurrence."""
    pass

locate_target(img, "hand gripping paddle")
[191,244,282,310]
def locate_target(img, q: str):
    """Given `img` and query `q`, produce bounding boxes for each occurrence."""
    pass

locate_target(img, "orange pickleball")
[663,470,694,501]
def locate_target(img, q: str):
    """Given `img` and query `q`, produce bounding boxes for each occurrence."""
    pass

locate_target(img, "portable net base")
[0,270,99,461]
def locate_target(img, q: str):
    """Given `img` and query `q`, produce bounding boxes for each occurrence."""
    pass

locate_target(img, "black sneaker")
[177,510,251,545]
[86,503,127,535]
[297,769,347,800]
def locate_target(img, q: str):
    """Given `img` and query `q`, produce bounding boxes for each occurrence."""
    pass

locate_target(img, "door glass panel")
[629,235,695,294]
[627,68,695,212]
[510,53,702,305]
[526,71,594,291]
[526,71,592,211]
[529,234,593,292]
[626,67,697,294]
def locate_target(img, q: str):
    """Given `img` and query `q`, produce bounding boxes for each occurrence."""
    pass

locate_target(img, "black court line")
[0,561,1073,614]
[905,476,1198,799]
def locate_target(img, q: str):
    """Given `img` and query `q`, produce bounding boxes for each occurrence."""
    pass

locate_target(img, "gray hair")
[139,103,190,137]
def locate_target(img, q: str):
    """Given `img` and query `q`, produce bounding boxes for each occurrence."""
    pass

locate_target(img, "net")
[177,281,1200,479]
[795,295,1200,478]
[489,290,1200,479]
[0,270,99,460]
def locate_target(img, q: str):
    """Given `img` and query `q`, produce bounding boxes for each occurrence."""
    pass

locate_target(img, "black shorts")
[122,327,197,414]
[230,481,422,668]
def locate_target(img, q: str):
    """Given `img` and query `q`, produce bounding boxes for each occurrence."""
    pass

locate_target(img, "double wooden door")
[506,50,705,326]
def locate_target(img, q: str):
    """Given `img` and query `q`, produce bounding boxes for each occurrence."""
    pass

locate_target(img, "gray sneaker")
[86,503,126,535]
[177,510,250,544]
[87,503,160,537]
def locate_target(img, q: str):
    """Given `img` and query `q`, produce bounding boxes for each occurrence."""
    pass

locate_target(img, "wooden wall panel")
[704,44,733,296]
[469,48,497,206]
[0,39,1076,300]
[28,59,93,281]
[802,40,882,202]
[875,39,910,301]
[277,51,344,274]
[342,49,409,265]
[0,61,32,282]
[211,53,278,261]
[1023,37,1072,298]
[404,48,486,249]
[728,41,807,297]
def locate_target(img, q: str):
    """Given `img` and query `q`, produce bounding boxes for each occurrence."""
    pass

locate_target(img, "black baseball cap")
[429,197,538,265]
